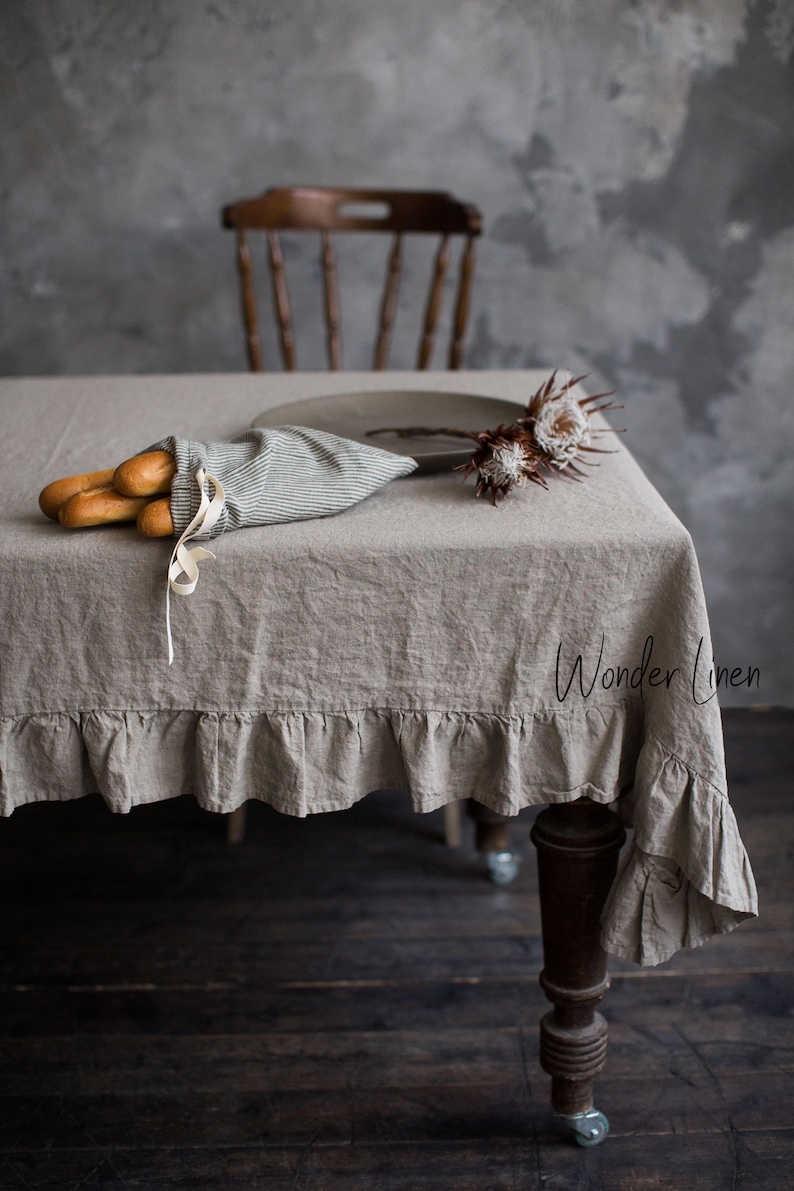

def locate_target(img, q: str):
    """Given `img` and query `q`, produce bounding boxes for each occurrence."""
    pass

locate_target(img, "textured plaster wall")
[2,0,793,703]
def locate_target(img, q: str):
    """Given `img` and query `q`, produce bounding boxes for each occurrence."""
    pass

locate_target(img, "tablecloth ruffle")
[600,732,758,965]
[0,703,756,966]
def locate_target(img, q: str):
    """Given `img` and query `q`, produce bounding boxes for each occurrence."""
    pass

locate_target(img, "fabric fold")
[600,732,758,965]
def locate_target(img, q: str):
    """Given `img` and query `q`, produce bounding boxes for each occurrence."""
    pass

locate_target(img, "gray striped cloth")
[146,427,418,538]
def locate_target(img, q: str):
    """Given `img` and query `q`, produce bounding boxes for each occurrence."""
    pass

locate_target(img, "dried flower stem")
[366,426,479,440]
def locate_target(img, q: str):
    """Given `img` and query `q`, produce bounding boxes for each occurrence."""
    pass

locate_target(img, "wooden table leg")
[530,798,625,1145]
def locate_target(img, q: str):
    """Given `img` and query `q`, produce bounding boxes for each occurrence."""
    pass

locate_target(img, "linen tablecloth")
[0,371,757,965]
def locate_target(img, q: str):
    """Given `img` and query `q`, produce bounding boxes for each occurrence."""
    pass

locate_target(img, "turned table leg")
[530,798,625,1145]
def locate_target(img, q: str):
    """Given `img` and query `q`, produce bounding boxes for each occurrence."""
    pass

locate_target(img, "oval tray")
[253,390,524,473]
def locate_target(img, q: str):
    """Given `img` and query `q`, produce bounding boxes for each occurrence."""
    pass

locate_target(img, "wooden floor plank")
[3,923,791,992]
[1,844,790,948]
[2,970,792,1041]
[1,1012,792,1099]
[2,1132,793,1191]
[0,892,543,948]
[2,1069,793,1155]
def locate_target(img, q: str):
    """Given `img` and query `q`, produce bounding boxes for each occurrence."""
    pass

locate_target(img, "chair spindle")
[373,233,403,370]
[321,231,342,370]
[267,231,297,371]
[417,234,450,370]
[448,235,476,370]
[237,230,263,372]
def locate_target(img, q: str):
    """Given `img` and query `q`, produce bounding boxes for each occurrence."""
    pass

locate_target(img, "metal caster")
[557,1108,609,1147]
[485,850,521,885]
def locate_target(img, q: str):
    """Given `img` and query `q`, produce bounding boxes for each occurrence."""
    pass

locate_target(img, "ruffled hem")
[0,705,757,968]
[599,731,758,966]
[0,702,644,818]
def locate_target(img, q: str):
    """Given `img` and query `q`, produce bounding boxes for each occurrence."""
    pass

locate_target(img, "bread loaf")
[136,496,174,537]
[39,469,116,521]
[58,485,153,528]
[114,450,176,497]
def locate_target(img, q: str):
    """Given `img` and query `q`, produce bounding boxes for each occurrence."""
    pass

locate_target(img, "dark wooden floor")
[0,709,791,1189]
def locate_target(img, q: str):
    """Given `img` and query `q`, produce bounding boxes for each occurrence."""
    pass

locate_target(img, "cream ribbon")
[166,467,225,665]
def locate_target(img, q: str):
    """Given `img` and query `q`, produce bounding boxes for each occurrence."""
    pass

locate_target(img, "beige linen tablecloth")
[0,371,757,965]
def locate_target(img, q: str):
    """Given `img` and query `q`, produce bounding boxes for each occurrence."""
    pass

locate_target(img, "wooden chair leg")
[226,804,248,844]
[442,800,463,848]
[467,798,509,852]
[467,799,521,884]
[530,798,625,1145]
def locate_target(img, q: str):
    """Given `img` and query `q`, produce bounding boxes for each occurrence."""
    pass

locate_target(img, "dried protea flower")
[456,424,547,504]
[521,370,621,477]
[365,369,623,503]
[532,389,591,466]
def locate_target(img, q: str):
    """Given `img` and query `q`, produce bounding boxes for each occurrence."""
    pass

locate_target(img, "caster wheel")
[558,1108,609,1147]
[485,850,521,885]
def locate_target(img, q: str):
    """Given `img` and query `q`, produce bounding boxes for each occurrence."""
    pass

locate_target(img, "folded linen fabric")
[148,425,418,537]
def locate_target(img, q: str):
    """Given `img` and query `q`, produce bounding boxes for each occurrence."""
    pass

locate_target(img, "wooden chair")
[221,187,482,849]
[221,186,482,372]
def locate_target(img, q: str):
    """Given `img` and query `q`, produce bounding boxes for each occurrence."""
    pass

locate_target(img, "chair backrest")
[221,187,482,372]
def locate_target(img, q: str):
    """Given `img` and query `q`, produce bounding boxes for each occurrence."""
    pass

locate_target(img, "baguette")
[39,468,116,521]
[114,450,176,497]
[59,485,153,528]
[136,496,174,537]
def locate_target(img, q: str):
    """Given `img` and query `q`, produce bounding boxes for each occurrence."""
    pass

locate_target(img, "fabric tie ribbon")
[166,467,225,664]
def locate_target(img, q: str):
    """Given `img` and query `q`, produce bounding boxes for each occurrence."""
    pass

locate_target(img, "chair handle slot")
[336,201,392,221]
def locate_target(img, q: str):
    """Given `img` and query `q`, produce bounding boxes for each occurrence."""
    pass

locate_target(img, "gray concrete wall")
[2,0,792,704]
